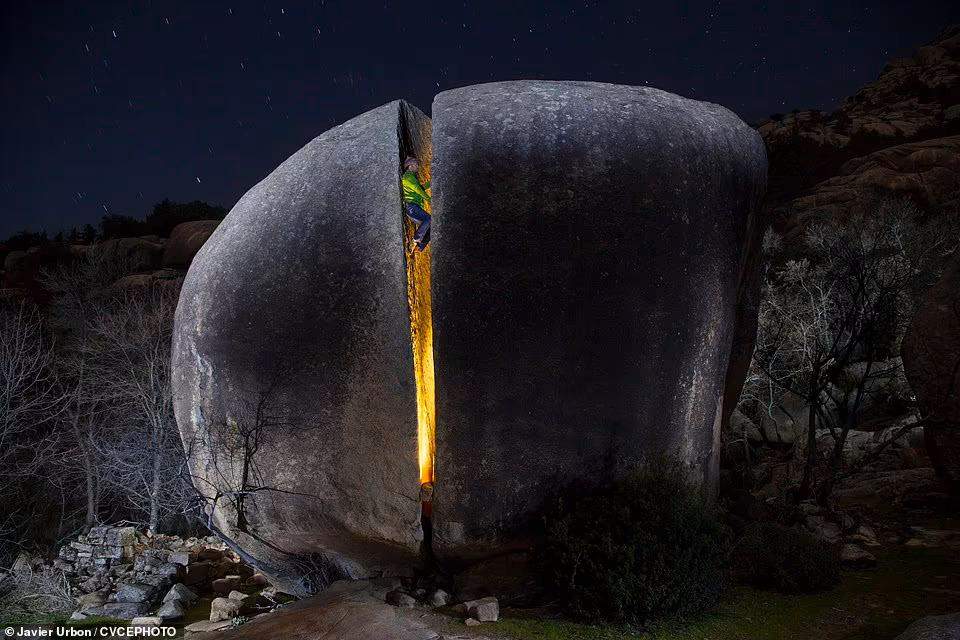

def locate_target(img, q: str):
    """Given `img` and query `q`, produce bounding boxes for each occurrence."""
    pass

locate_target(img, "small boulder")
[212,575,242,595]
[157,598,186,622]
[210,596,241,622]
[115,582,155,604]
[114,527,136,546]
[163,583,199,605]
[465,596,499,622]
[130,616,163,627]
[70,612,87,621]
[465,618,481,626]
[80,573,111,594]
[245,572,270,587]
[99,602,151,619]
[228,590,247,602]
[840,543,877,568]
[849,525,881,547]
[385,589,417,608]
[184,561,211,586]
[156,562,182,580]
[76,591,108,612]
[805,515,842,544]
[198,548,225,562]
[168,551,191,566]
[185,620,233,633]
[428,589,451,607]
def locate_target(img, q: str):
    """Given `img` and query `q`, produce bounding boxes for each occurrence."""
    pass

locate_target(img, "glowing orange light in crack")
[404,168,436,487]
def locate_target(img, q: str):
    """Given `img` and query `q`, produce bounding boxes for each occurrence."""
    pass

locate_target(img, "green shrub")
[535,460,728,625]
[732,522,840,593]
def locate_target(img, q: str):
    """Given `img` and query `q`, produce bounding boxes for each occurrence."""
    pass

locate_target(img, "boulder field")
[172,81,767,591]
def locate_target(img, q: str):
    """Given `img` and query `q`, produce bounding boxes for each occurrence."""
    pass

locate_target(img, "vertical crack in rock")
[403,168,436,487]
[398,102,437,554]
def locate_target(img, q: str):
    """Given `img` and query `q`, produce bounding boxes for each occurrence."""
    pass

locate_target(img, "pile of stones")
[53,524,280,628]
[54,525,137,575]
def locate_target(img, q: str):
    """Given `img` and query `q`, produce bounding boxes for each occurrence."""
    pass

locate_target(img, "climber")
[402,156,431,252]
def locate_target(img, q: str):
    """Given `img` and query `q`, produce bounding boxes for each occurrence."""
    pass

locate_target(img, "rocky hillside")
[0,219,220,303]
[757,24,959,241]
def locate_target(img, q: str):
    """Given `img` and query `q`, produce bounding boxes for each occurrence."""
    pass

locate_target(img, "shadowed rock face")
[902,254,960,492]
[162,220,221,268]
[172,100,431,592]
[429,81,767,552]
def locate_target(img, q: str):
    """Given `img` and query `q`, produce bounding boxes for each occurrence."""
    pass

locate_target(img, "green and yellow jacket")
[401,171,431,208]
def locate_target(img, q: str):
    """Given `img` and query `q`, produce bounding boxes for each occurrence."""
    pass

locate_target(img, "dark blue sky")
[1,1,957,238]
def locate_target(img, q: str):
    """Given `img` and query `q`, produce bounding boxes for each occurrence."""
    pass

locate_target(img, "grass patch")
[536,461,727,624]
[484,547,960,640]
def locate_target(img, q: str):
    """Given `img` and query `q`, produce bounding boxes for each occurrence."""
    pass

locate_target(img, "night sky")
[2,1,957,238]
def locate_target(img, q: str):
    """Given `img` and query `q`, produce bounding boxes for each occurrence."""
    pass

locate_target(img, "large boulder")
[162,220,220,268]
[172,100,431,593]
[902,253,960,491]
[430,81,766,552]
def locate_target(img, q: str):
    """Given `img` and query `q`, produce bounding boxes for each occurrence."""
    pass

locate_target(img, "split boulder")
[173,82,767,581]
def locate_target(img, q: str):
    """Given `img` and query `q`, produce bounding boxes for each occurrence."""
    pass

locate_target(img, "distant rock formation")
[758,24,960,210]
[2,243,77,293]
[95,237,164,272]
[162,220,220,268]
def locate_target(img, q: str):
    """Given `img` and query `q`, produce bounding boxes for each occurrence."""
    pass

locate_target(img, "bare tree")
[83,283,188,534]
[40,252,192,534]
[0,302,63,563]
[41,252,131,529]
[0,303,60,467]
[748,199,958,501]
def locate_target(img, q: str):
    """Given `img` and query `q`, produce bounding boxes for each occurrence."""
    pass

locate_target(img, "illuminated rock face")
[430,81,767,552]
[172,100,431,593]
